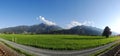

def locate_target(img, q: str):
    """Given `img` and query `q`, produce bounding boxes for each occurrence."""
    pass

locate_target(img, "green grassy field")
[0,34,119,50]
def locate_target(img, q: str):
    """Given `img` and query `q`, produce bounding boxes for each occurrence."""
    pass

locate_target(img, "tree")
[102,26,112,38]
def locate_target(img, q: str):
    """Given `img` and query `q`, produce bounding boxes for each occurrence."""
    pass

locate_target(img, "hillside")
[48,25,103,35]
[0,23,62,34]
[0,23,105,35]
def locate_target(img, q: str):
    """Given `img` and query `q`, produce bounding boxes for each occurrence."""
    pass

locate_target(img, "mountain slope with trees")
[0,23,62,34]
[0,23,116,35]
[48,25,103,35]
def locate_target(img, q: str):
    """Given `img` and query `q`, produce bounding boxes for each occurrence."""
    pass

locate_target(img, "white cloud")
[67,21,94,29]
[67,21,82,29]
[38,16,56,26]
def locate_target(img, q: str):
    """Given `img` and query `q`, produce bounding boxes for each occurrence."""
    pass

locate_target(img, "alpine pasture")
[0,34,119,50]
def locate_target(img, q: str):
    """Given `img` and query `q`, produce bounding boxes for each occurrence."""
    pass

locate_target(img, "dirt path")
[115,48,120,56]
[0,38,120,56]
[100,43,120,56]
[0,42,24,56]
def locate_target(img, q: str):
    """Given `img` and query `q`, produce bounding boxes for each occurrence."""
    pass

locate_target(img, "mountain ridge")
[0,23,115,35]
[0,23,62,34]
[47,25,103,35]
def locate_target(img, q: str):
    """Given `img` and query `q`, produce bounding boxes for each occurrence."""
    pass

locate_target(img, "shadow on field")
[63,38,105,40]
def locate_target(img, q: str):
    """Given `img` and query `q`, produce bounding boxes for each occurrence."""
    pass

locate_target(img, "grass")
[0,34,120,50]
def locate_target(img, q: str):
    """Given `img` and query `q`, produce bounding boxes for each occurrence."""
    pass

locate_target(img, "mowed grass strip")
[0,34,120,50]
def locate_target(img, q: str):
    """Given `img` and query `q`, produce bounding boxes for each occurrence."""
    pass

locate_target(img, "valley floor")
[0,38,120,56]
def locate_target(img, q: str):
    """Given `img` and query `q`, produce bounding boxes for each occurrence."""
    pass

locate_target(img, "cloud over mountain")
[38,16,56,26]
[67,21,94,29]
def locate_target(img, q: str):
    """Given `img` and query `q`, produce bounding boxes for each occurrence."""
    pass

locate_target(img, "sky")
[0,0,120,33]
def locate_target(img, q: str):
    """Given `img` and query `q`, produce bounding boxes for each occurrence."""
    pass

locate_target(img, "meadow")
[0,34,119,50]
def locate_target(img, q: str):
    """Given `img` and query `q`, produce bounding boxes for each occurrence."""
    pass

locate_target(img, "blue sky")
[0,0,120,33]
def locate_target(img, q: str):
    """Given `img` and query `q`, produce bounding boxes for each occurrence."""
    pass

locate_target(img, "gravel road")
[0,38,120,56]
